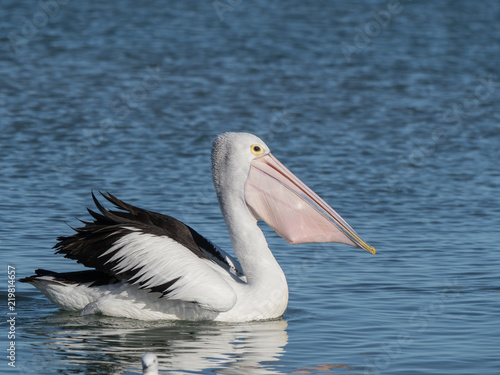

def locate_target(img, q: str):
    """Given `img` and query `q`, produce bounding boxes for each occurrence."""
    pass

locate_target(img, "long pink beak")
[244,154,375,254]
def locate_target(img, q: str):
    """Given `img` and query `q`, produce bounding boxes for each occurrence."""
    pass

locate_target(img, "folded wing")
[54,192,240,312]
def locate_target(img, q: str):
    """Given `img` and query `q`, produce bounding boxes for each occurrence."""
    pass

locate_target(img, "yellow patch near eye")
[251,144,264,155]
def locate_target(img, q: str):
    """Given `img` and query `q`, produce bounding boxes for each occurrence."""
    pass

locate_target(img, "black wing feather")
[53,192,231,296]
[20,269,120,287]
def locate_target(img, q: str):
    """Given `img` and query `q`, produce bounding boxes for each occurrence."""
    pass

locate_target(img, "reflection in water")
[21,311,288,374]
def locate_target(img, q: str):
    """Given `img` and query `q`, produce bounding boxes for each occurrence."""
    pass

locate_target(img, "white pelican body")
[22,133,374,322]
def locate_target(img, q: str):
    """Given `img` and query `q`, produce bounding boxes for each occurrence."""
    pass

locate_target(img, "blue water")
[1,0,499,373]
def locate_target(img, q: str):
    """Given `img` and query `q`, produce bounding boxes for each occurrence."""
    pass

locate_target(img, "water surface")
[1,1,499,374]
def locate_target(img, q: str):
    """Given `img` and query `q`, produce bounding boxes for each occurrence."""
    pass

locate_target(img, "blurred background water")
[1,0,499,374]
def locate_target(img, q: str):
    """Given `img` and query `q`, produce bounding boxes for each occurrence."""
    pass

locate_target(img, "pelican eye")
[251,144,264,156]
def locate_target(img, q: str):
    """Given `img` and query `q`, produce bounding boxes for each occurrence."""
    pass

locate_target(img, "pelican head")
[212,132,375,254]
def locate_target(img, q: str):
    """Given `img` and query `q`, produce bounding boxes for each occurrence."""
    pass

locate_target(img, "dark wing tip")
[20,269,120,287]
[91,191,108,215]
[20,269,54,283]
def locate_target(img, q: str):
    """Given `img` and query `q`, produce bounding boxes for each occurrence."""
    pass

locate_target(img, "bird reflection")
[21,311,288,374]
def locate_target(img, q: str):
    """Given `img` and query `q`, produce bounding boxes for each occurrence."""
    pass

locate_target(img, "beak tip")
[362,244,376,255]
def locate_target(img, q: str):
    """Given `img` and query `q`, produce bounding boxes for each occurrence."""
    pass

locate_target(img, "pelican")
[21,132,375,322]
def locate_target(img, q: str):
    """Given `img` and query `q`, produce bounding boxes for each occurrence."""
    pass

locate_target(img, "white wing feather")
[101,229,238,312]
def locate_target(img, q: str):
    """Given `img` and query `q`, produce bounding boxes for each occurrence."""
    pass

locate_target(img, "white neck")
[222,195,281,280]
[218,189,289,319]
